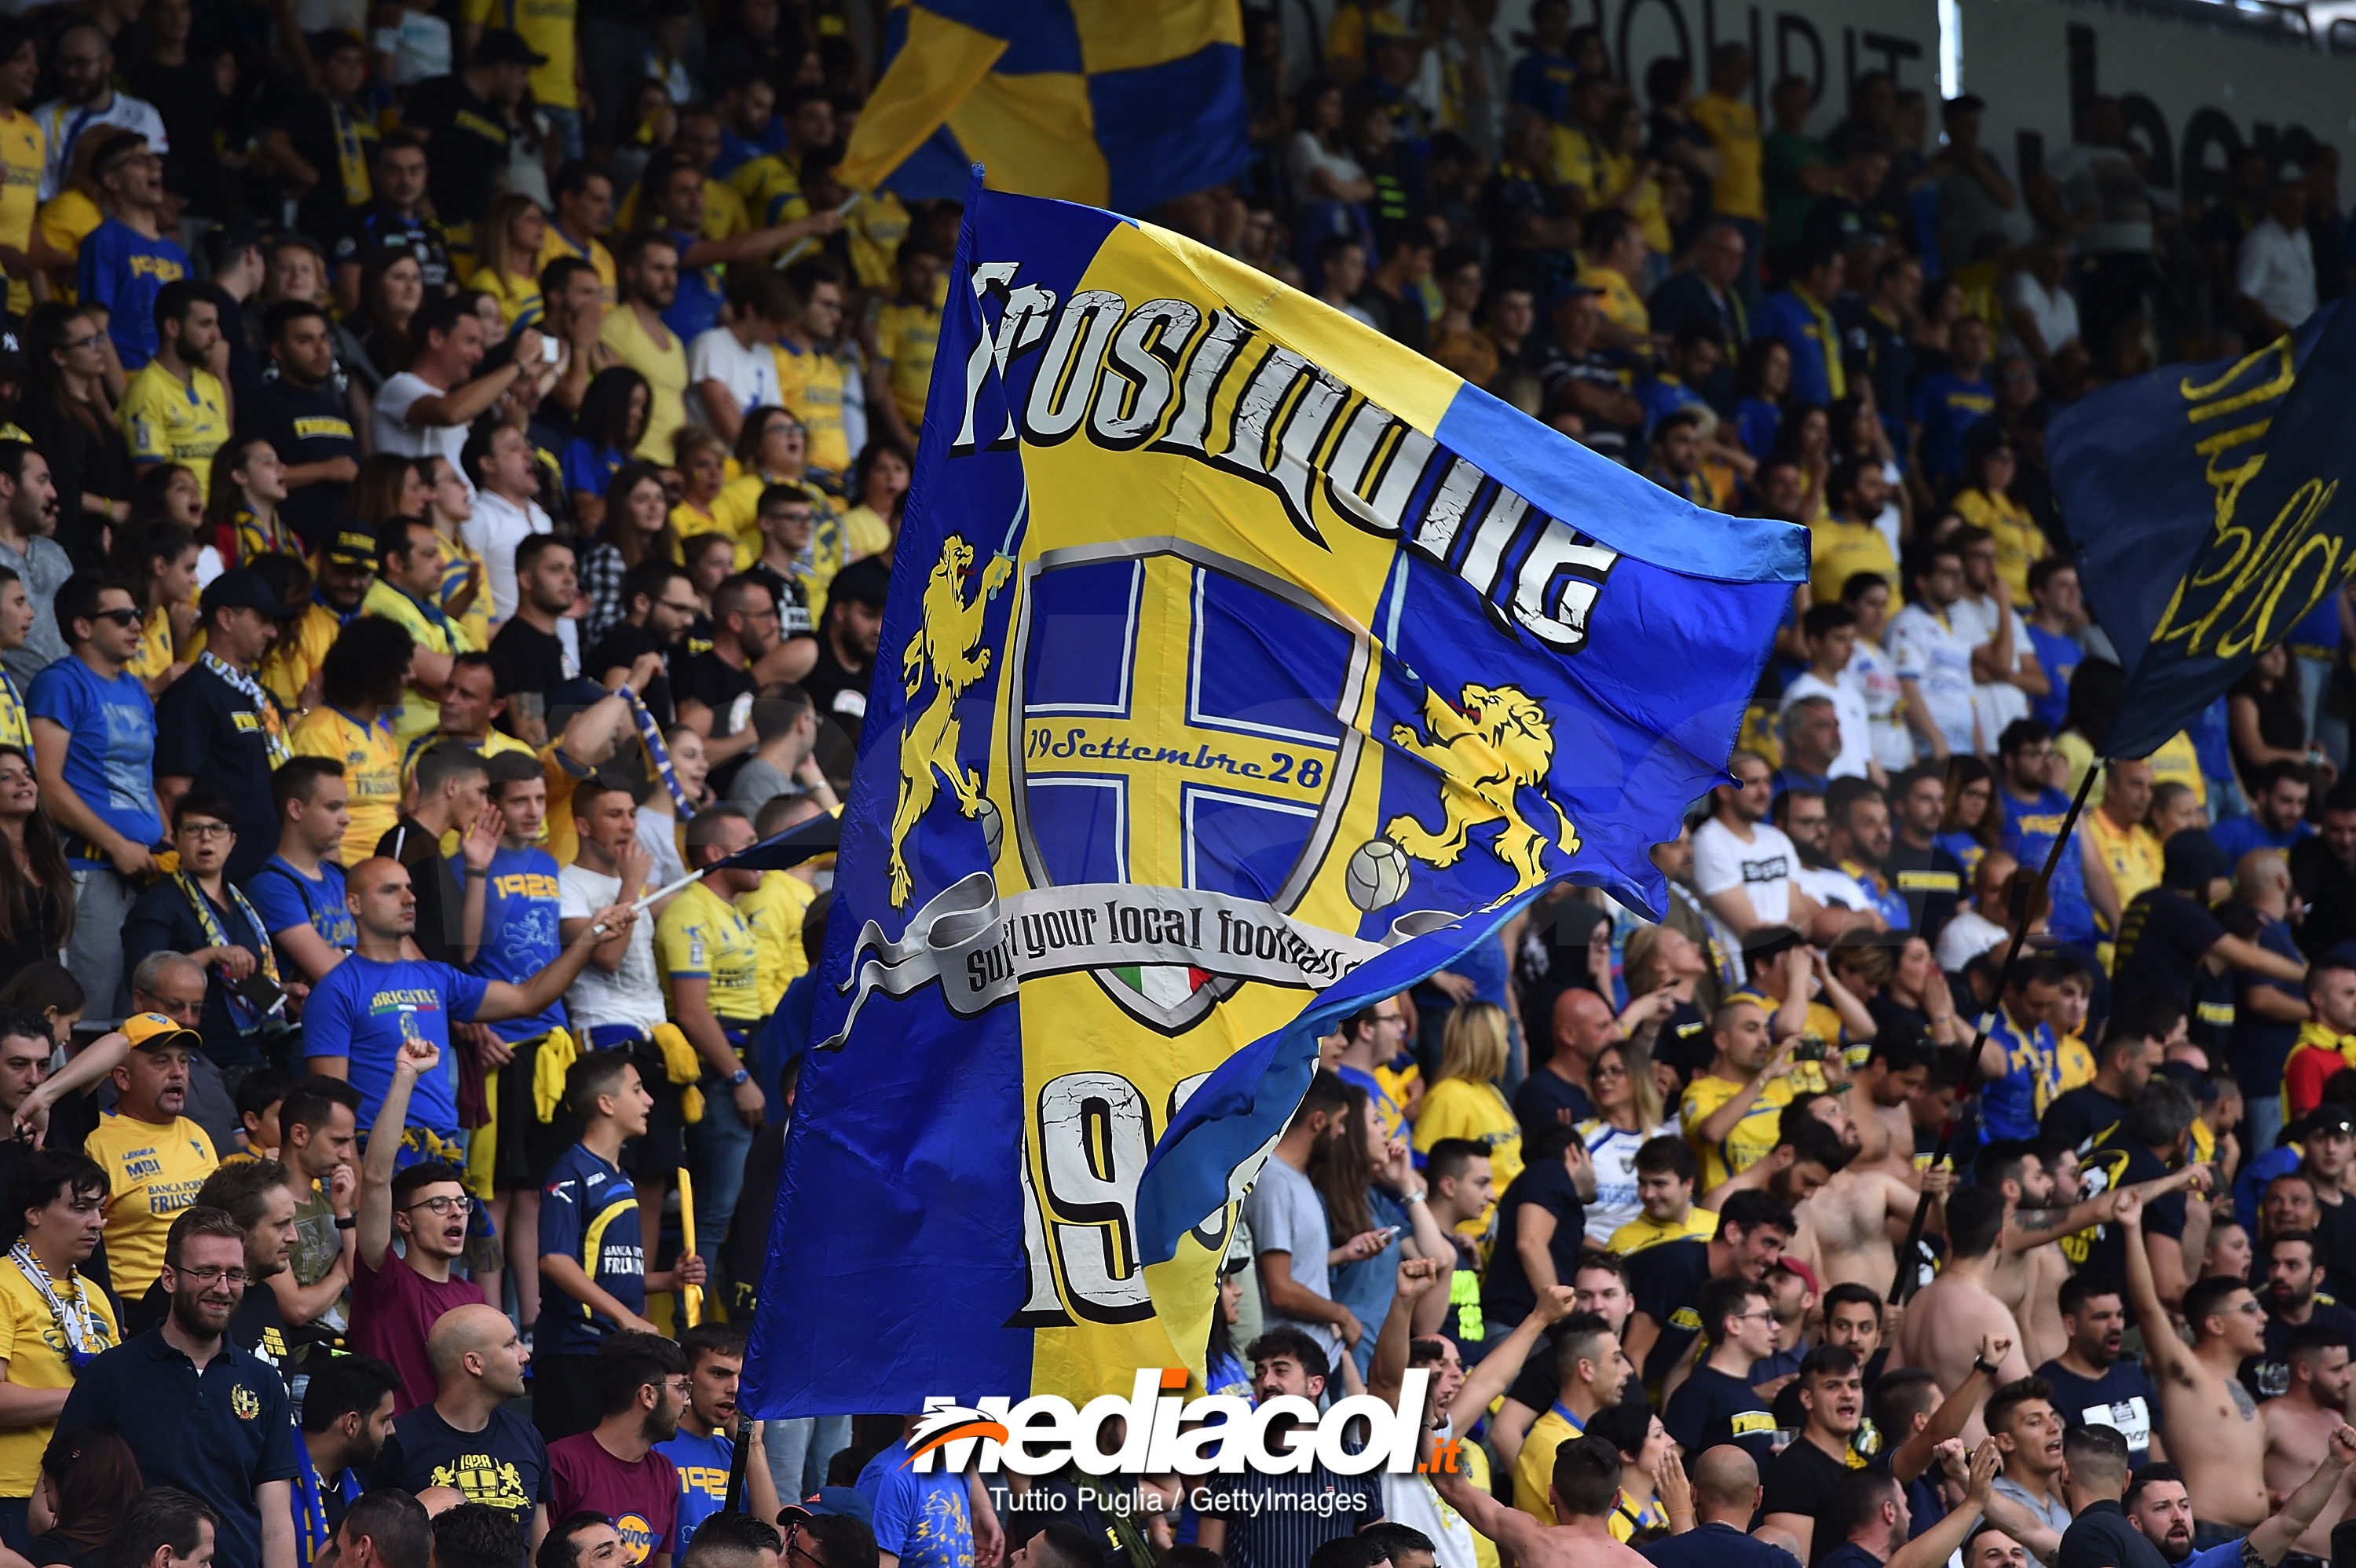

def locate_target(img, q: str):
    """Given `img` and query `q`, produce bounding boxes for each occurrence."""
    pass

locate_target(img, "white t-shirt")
[1888,602,1977,758]
[635,805,687,892]
[1798,863,1872,912]
[688,327,783,427]
[34,93,169,199]
[1285,131,1366,203]
[1691,817,1799,927]
[462,488,552,624]
[2237,218,2318,330]
[1949,591,2034,747]
[1999,270,2082,360]
[1382,1418,1482,1568]
[1937,906,2007,972]
[371,372,470,482]
[1782,670,1872,780]
[557,863,666,1032]
[1579,1117,1678,1245]
[2043,144,2153,255]
[1843,641,1914,773]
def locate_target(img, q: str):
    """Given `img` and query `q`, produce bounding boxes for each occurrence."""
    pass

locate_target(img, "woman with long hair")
[2230,644,2324,786]
[1733,338,1790,461]
[1587,1402,1683,1543]
[0,959,83,1052]
[2053,657,2126,797]
[1621,920,1713,1077]
[1769,402,1831,523]
[1952,430,2045,609]
[20,305,131,559]
[0,747,73,988]
[1576,1039,1673,1247]
[1203,1263,1250,1400]
[1939,754,2001,876]
[349,454,432,529]
[1410,1000,1523,1197]
[111,520,200,693]
[564,367,652,533]
[580,462,679,645]
[841,437,912,564]
[469,193,549,331]
[349,247,426,389]
[24,1427,141,1568]
[200,437,299,567]
[423,455,488,646]
[1309,1082,1420,1387]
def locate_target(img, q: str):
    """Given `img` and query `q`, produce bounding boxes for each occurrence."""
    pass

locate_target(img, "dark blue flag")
[707,811,840,874]
[2051,302,2356,761]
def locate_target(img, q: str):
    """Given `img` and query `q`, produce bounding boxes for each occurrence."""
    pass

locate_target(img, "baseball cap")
[779,1487,874,1530]
[121,1012,202,1053]
[471,27,548,67]
[1770,1254,1820,1296]
[2306,1108,2356,1139]
[0,326,24,375]
[200,568,279,617]
[322,528,379,569]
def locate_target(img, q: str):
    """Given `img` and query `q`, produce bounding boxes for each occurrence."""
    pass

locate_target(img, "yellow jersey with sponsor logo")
[1607,1206,1720,1255]
[1681,1069,1797,1193]
[737,868,816,1016]
[0,668,27,749]
[119,361,230,495]
[35,187,102,304]
[774,342,850,477]
[86,1109,218,1299]
[726,152,808,228]
[843,188,910,289]
[291,704,404,864]
[360,576,477,744]
[536,225,615,305]
[657,880,762,1026]
[873,296,941,430]
[0,1259,117,1494]
[0,110,41,316]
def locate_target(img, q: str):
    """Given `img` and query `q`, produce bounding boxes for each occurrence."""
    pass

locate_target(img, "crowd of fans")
[0,0,2326,1566]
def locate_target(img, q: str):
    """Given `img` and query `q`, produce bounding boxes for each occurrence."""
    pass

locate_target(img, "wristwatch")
[726,1068,752,1087]
[1403,1190,1429,1204]
[334,1215,357,1230]
[1971,1353,2000,1377]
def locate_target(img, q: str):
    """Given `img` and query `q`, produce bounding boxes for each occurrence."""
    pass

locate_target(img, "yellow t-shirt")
[841,503,893,561]
[124,602,176,683]
[1607,1207,1720,1255]
[873,298,941,429]
[35,188,102,304]
[1692,93,1764,221]
[86,1109,218,1299]
[262,601,342,711]
[361,577,477,744]
[1516,1409,1670,1530]
[657,881,763,1027]
[2056,1033,2098,1098]
[737,869,816,1016]
[2085,810,2163,940]
[468,265,544,331]
[1410,1077,1523,1231]
[1809,517,1900,606]
[536,226,616,305]
[291,704,404,864]
[671,499,748,570]
[727,153,808,228]
[712,470,782,561]
[1681,1070,1796,1193]
[842,189,910,289]
[0,669,27,750]
[459,0,576,108]
[0,109,42,316]
[615,177,748,244]
[0,1259,119,1494]
[601,305,690,464]
[1545,123,1608,204]
[119,361,230,497]
[774,342,851,477]
[1955,488,2045,608]
[1584,263,1649,338]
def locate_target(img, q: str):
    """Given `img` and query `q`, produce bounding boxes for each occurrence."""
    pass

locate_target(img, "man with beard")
[1776,1093,1939,1301]
[487,537,581,735]
[598,235,690,463]
[1883,767,1966,944]
[59,1204,301,1568]
[2120,1433,2356,1568]
[2258,1326,2356,1559]
[1827,783,1909,932]
[1243,1070,1374,1373]
[655,1325,781,1552]
[1622,1189,1794,1396]
[2042,1000,2172,1157]
[2035,1273,2161,1473]
[122,1158,300,1367]
[1510,1312,1634,1522]
[548,1332,687,1568]
[1707,1098,1851,1212]
[796,557,886,740]
[2245,1231,2356,1402]
[1758,1345,1876,1563]
[373,1303,547,1532]
[294,1354,401,1552]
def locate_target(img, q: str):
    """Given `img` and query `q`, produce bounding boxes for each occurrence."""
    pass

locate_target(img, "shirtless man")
[2118,1189,2271,1542]
[1848,1032,1931,1181]
[1790,1094,1947,1299]
[1435,1432,1653,1568]
[2259,1326,2356,1558]
[1972,1141,2173,1369]
[1896,1186,2032,1442]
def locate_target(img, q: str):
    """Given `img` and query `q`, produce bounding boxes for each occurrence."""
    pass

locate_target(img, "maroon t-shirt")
[352,1250,488,1412]
[548,1432,679,1564]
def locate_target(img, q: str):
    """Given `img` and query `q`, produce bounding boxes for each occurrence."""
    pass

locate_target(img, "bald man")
[373,1303,551,1545]
[1638,1446,1798,1568]
[303,857,636,1151]
[1514,989,1620,1135]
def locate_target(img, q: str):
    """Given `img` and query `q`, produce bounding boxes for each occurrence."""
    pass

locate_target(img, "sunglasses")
[90,607,142,627]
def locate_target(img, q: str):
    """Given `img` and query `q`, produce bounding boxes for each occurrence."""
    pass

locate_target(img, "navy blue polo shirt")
[59,1325,302,1568]
[1644,1520,1800,1568]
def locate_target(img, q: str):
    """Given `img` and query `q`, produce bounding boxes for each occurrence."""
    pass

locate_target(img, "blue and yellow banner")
[837,0,1246,214]
[741,179,1804,1417]
[2052,302,2356,761]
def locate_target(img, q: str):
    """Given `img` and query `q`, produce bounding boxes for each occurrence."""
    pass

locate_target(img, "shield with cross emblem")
[1004,537,1374,1034]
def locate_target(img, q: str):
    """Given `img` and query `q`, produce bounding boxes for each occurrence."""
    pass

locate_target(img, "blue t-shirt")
[26,654,162,855]
[1509,50,1576,122]
[536,1142,642,1354]
[2025,623,2080,732]
[2233,917,2307,1100]
[2188,696,2236,783]
[660,230,725,342]
[468,844,566,1041]
[857,1441,975,1568]
[2002,784,2096,948]
[301,955,488,1136]
[1909,369,1996,485]
[1736,396,1783,461]
[1754,291,1843,408]
[2289,593,2344,654]
[1980,1004,2058,1142]
[560,440,627,499]
[79,217,192,371]
[2212,815,2313,861]
[246,854,357,954]
[654,1430,732,1552]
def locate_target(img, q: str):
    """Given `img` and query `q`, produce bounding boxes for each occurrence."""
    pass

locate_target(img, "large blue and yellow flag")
[2051,302,2356,761]
[836,0,1246,213]
[741,181,1805,1416]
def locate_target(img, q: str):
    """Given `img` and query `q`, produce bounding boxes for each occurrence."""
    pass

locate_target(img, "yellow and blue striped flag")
[837,0,1246,213]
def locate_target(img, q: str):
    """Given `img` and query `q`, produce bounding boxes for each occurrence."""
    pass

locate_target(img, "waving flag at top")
[741,177,1806,1419]
[836,0,1246,213]
[2052,302,2356,760]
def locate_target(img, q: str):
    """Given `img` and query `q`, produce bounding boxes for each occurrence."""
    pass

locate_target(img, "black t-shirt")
[1626,1238,1711,1385]
[243,375,358,548]
[2311,1192,2356,1307]
[2075,1137,2186,1286]
[379,815,466,963]
[1884,838,1965,944]
[799,634,873,740]
[2110,889,2224,1016]
[333,206,456,296]
[1510,1070,1593,1142]
[2035,1356,2158,1470]
[373,1402,550,1524]
[1663,1362,1776,1464]
[488,616,571,711]
[746,562,814,638]
[2041,1085,2131,1157]
[21,1534,102,1568]
[285,93,376,241]
[155,660,283,881]
[1654,1000,1713,1080]
[1758,1436,1879,1565]
[1479,1157,1587,1328]
[584,623,677,728]
[672,649,755,734]
[2058,1499,2171,1568]
[401,76,510,229]
[2244,1299,2356,1401]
